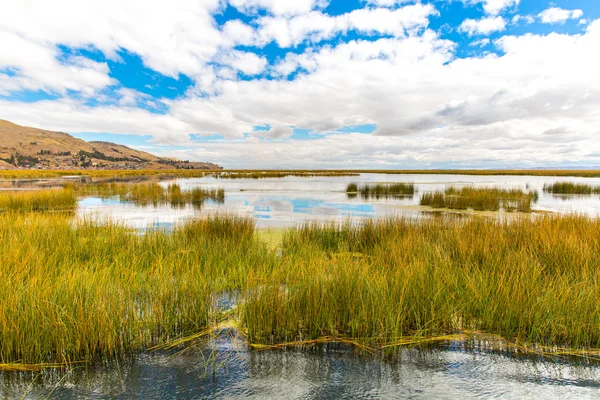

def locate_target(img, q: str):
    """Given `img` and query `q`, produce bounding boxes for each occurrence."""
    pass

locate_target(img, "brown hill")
[0,120,221,170]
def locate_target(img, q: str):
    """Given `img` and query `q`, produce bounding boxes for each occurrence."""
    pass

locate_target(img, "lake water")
[3,173,600,399]
[71,173,600,229]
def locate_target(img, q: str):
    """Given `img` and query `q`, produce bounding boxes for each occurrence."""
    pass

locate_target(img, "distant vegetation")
[420,187,538,212]
[0,189,77,212]
[346,182,415,199]
[543,181,600,195]
[212,171,360,179]
[66,182,225,207]
[3,169,600,179]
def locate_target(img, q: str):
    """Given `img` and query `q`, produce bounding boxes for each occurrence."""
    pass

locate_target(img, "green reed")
[0,189,77,212]
[0,213,272,365]
[346,182,415,199]
[543,181,600,195]
[66,182,225,207]
[243,216,600,350]
[420,186,538,212]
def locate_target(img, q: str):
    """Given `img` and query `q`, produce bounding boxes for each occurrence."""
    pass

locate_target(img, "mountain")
[0,120,221,170]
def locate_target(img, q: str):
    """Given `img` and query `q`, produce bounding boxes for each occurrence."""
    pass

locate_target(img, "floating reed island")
[419,186,538,212]
[346,182,415,199]
[2,206,600,369]
[543,181,600,195]
[66,182,225,208]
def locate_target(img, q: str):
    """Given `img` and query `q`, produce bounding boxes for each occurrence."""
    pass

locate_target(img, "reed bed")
[3,169,600,180]
[0,213,271,365]
[3,211,600,368]
[67,182,225,207]
[543,181,600,195]
[243,216,600,352]
[212,171,359,179]
[420,186,538,212]
[346,182,415,199]
[0,189,77,212]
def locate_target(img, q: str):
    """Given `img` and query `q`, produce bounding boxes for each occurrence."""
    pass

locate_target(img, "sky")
[1,0,599,169]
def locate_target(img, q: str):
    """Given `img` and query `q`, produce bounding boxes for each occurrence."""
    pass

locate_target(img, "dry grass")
[0,189,77,212]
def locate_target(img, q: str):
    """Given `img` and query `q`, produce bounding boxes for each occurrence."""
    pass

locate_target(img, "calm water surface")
[3,173,600,399]
[75,173,600,228]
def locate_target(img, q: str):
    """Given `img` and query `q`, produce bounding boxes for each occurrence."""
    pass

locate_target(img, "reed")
[346,182,415,199]
[212,171,359,179]
[3,169,600,179]
[420,186,538,212]
[0,213,271,365]
[66,182,225,207]
[243,216,600,351]
[0,189,77,212]
[543,181,600,194]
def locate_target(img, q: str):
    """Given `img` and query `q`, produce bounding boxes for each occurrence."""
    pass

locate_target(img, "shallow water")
[4,339,600,399]
[74,173,600,228]
[3,173,600,398]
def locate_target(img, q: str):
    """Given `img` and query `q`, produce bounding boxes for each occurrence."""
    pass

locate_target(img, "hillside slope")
[0,120,221,170]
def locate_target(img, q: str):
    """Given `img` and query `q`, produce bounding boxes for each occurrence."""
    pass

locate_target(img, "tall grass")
[0,213,271,365]
[346,182,415,199]
[420,186,538,212]
[3,212,600,367]
[0,189,77,212]
[543,181,600,195]
[243,216,600,350]
[67,182,225,207]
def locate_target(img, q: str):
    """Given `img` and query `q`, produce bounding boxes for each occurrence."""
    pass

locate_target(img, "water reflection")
[70,173,600,228]
[5,341,600,399]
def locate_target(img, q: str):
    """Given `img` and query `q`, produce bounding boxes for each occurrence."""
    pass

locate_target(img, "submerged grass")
[420,186,538,212]
[346,182,415,199]
[543,181,600,195]
[0,189,77,212]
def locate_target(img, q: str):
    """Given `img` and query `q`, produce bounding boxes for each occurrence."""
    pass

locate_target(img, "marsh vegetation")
[346,182,415,199]
[66,182,225,207]
[420,187,538,212]
[543,181,600,195]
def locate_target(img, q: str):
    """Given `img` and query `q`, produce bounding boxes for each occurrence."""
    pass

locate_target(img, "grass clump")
[0,189,77,212]
[346,182,415,199]
[67,182,225,207]
[0,213,270,365]
[543,181,600,195]
[420,186,538,212]
[243,216,600,351]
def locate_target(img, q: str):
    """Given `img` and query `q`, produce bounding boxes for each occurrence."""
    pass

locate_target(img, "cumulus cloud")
[458,16,506,36]
[228,0,328,16]
[1,2,600,168]
[470,0,520,16]
[538,7,584,24]
[253,3,437,47]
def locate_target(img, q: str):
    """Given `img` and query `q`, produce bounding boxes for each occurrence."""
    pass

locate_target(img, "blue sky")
[1,0,599,168]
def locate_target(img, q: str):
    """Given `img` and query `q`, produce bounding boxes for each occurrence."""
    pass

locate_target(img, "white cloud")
[470,38,490,47]
[364,0,414,7]
[471,0,520,16]
[228,0,328,16]
[1,3,600,168]
[511,14,534,25]
[218,51,268,75]
[458,16,506,36]
[253,3,437,47]
[538,7,584,24]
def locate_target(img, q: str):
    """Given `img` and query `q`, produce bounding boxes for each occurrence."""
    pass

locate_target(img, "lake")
[2,172,600,399]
